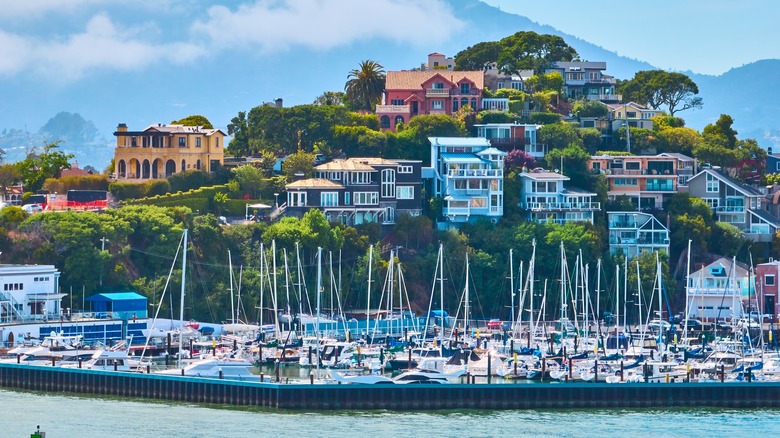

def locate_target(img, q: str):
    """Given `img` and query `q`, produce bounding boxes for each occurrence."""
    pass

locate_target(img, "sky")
[484,0,778,75]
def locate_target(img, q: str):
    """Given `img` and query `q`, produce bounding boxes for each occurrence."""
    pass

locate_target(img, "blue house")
[86,292,148,319]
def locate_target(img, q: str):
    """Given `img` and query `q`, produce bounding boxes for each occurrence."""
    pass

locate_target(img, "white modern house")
[607,212,670,258]
[427,137,505,226]
[519,169,600,224]
[0,264,63,324]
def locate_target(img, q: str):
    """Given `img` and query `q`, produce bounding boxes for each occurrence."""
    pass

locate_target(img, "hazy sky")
[484,0,778,75]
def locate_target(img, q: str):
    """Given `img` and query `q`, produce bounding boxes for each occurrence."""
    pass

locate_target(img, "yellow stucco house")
[113,123,226,180]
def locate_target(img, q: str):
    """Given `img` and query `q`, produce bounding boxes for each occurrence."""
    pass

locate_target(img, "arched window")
[471,98,477,110]
[380,115,390,129]
[117,160,126,178]
[165,160,176,177]
[452,98,458,112]
[142,160,150,179]
[181,159,186,173]
[381,169,395,198]
[196,160,201,170]
[394,115,404,126]
[461,97,468,109]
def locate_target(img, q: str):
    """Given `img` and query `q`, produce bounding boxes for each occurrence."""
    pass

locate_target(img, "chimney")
[116,123,128,133]
[275,98,283,108]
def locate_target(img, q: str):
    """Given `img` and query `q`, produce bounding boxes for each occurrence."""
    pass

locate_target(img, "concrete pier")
[1,364,779,410]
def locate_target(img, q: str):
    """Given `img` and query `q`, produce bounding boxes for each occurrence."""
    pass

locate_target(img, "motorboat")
[156,358,262,382]
[328,369,393,384]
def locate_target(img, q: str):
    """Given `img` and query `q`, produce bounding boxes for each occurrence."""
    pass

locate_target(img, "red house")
[376,70,484,132]
[755,260,780,320]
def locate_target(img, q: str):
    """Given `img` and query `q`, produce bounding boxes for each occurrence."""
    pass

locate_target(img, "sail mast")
[178,229,188,370]
[366,244,373,337]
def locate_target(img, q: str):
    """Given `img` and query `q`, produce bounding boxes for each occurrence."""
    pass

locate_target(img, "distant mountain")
[0,0,776,169]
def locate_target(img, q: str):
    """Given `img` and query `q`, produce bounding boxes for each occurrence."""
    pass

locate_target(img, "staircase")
[269,202,287,221]
[0,291,25,323]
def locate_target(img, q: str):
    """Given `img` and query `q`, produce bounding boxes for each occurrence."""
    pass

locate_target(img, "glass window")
[706,173,719,192]
[432,100,444,110]
[178,137,186,147]
[381,169,396,198]
[354,192,378,205]
[195,137,202,148]
[380,116,390,129]
[320,192,338,207]
[396,186,414,199]
[766,275,776,286]
[460,83,470,94]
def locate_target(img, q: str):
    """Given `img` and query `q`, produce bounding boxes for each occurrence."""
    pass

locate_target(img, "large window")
[766,275,776,286]
[381,169,395,198]
[351,172,370,184]
[460,83,470,94]
[380,116,390,129]
[706,173,719,192]
[532,181,557,193]
[354,192,378,205]
[398,165,413,174]
[320,192,338,207]
[178,137,186,147]
[432,100,444,110]
[390,99,404,106]
[396,186,414,199]
[195,137,202,148]
[288,192,307,207]
[614,178,638,186]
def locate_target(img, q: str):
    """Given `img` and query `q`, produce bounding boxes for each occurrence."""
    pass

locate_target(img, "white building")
[519,170,600,224]
[608,212,670,258]
[427,137,505,226]
[686,258,752,320]
[0,264,63,323]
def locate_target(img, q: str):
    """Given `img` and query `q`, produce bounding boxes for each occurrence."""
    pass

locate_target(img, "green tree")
[525,72,564,93]
[171,115,213,129]
[17,142,74,192]
[655,127,702,156]
[227,111,250,158]
[313,91,346,106]
[545,143,591,188]
[619,70,702,116]
[282,151,315,179]
[497,32,578,74]
[232,165,265,198]
[454,41,501,70]
[711,222,746,257]
[345,60,386,111]
[577,127,602,154]
[572,100,608,118]
[0,163,21,199]
[539,122,582,150]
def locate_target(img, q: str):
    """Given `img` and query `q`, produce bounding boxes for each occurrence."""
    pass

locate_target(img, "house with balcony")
[284,157,422,226]
[519,169,600,224]
[377,70,484,132]
[546,62,621,103]
[657,153,697,188]
[686,257,752,320]
[755,259,780,320]
[607,212,670,259]
[606,102,661,131]
[687,168,780,242]
[474,123,546,158]
[589,154,682,210]
[113,123,225,181]
[427,137,505,226]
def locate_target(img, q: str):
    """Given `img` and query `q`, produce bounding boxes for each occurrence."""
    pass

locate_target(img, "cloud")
[192,0,465,52]
[0,14,204,81]
[0,0,104,18]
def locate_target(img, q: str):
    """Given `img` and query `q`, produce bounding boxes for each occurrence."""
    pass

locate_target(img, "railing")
[715,206,745,213]
[0,292,24,322]
[481,98,509,111]
[523,202,601,211]
[444,207,470,215]
[447,169,503,178]
[426,88,450,97]
[489,206,503,214]
[645,183,675,191]
[585,93,622,101]
[269,202,287,221]
[609,221,637,229]
[375,105,410,114]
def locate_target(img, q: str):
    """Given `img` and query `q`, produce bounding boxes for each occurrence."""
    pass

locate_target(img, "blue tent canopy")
[86,292,148,318]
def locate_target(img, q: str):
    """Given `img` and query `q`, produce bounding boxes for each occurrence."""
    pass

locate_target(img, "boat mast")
[615,263,620,338]
[259,242,265,329]
[623,256,628,332]
[560,241,567,321]
[316,246,322,375]
[656,251,664,352]
[439,243,444,357]
[509,249,514,335]
[228,250,235,324]
[465,253,470,335]
[366,244,373,337]
[284,249,291,322]
[636,260,642,349]
[178,229,188,370]
[273,240,279,338]
[529,239,536,348]
[683,239,692,342]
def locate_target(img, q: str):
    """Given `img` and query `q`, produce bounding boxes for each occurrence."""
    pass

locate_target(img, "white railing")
[523,202,601,211]
[447,169,503,177]
[715,206,745,213]
[426,88,450,96]
[481,98,509,112]
[444,207,470,215]
[376,105,410,114]
[585,93,622,101]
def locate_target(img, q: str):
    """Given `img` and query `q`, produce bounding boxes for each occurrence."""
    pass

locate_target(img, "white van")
[21,204,43,214]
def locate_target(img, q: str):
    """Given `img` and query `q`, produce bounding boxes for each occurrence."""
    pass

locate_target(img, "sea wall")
[1,364,779,410]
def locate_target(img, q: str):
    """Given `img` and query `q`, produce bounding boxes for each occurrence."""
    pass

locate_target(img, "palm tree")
[344,60,386,111]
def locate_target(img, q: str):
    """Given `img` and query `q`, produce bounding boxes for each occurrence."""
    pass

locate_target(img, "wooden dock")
[1,363,779,410]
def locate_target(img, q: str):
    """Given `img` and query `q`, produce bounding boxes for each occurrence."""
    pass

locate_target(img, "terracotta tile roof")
[386,70,484,90]
[286,178,344,189]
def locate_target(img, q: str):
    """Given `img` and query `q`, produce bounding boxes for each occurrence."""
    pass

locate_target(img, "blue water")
[3,388,777,438]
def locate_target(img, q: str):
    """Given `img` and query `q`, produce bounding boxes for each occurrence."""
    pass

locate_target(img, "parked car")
[21,204,43,214]
[681,319,704,330]
[487,319,502,330]
[647,319,671,331]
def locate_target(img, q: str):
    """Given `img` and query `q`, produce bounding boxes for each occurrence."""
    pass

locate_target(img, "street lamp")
[274,193,279,208]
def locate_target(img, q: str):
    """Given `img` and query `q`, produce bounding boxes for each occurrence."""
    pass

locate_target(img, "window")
[432,82,444,89]
[344,192,350,205]
[351,172,370,184]
[432,100,444,110]
[195,137,202,148]
[381,169,395,198]
[288,192,307,207]
[703,198,720,209]
[614,178,638,186]
[460,83,470,94]
[627,111,637,118]
[452,99,458,112]
[320,192,338,207]
[398,165,413,174]
[354,192,378,205]
[766,275,776,286]
[706,173,719,193]
[470,198,487,208]
[215,137,219,148]
[394,115,404,126]
[390,99,405,106]
[396,186,414,199]
[178,137,186,147]
[131,137,137,147]
[497,81,504,89]
[380,116,390,129]
[625,162,640,170]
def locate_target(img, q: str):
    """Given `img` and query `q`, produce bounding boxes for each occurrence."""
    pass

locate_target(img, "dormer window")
[460,83,470,94]
[432,82,444,89]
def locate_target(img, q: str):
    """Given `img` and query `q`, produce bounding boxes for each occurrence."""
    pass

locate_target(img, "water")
[3,388,778,438]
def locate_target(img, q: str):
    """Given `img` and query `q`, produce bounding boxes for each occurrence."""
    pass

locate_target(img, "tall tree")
[345,60,386,111]
[227,111,250,158]
[619,70,702,116]
[17,142,74,192]
[313,91,346,106]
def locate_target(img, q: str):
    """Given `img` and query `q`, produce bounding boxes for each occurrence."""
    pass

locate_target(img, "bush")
[529,112,562,125]
[168,169,213,192]
[146,180,171,197]
[109,182,147,201]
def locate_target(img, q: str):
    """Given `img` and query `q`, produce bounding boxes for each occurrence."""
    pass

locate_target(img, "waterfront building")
[546,61,621,103]
[685,257,752,320]
[519,169,600,224]
[474,123,546,158]
[113,123,226,181]
[285,157,423,226]
[755,259,780,320]
[590,153,683,211]
[376,70,484,132]
[0,264,63,323]
[687,167,780,242]
[427,137,505,226]
[607,211,670,258]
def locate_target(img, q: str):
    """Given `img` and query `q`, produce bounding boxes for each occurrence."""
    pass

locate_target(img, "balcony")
[447,169,503,178]
[585,93,622,102]
[444,206,470,215]
[426,88,451,97]
[715,205,745,213]
[609,221,637,229]
[523,202,600,211]
[376,104,410,114]
[481,98,509,112]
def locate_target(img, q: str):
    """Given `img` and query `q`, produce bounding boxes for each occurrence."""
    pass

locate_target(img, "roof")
[690,169,763,197]
[117,124,227,136]
[86,292,147,302]
[476,147,507,156]
[657,152,695,162]
[561,187,596,196]
[749,209,780,228]
[689,257,749,279]
[316,159,375,171]
[520,171,569,181]
[285,178,344,189]
[347,157,400,166]
[386,70,484,90]
[429,137,491,147]
[441,153,489,164]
